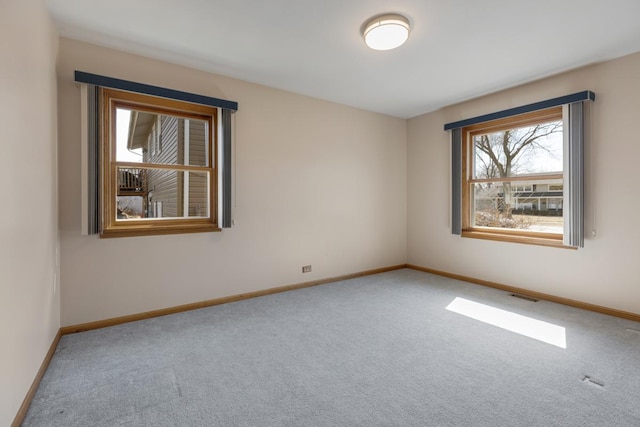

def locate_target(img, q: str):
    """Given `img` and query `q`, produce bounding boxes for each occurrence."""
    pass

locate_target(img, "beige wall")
[408,52,640,314]
[57,39,407,326]
[0,1,59,424]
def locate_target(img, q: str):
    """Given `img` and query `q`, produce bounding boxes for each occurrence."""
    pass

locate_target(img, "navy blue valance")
[75,71,238,112]
[444,91,594,131]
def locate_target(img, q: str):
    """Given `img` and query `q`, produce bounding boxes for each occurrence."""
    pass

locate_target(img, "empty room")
[3,0,640,425]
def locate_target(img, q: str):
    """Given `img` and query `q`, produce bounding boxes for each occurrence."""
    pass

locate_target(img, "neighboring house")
[119,111,208,219]
[475,182,563,216]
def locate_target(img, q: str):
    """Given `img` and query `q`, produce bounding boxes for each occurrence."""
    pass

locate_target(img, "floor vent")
[510,293,538,302]
[582,376,605,388]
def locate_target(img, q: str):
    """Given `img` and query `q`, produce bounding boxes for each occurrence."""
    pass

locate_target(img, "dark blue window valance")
[75,71,238,112]
[444,91,594,131]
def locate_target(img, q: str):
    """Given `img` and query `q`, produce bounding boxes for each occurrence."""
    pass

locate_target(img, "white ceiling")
[46,0,640,119]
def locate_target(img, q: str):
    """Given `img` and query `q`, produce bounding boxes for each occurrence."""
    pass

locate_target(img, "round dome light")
[362,14,410,51]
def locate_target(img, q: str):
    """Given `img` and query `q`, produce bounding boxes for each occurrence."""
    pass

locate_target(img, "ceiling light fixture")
[362,14,410,51]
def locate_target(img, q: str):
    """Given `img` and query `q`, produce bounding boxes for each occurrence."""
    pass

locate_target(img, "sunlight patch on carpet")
[446,297,567,349]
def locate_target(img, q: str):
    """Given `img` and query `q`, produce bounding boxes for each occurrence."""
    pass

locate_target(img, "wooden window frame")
[461,106,571,248]
[100,88,219,238]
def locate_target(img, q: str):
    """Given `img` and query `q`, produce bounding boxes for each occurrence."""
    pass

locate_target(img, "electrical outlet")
[302,265,312,273]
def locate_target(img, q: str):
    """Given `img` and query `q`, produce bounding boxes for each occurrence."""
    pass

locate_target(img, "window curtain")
[451,128,462,235]
[80,84,100,235]
[564,102,584,247]
[220,109,233,228]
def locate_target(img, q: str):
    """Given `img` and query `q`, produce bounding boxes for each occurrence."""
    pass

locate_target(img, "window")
[462,107,564,245]
[513,184,534,192]
[101,88,219,237]
[76,71,237,236]
[447,91,592,248]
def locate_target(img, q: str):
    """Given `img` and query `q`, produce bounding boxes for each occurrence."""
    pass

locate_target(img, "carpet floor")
[23,269,640,426]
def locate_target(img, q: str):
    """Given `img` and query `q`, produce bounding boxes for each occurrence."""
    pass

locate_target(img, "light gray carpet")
[23,269,640,426]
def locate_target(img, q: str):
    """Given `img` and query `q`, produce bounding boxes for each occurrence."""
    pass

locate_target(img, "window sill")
[100,223,221,238]
[461,229,576,249]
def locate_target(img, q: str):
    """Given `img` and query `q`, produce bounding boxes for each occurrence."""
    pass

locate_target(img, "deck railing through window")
[118,168,146,193]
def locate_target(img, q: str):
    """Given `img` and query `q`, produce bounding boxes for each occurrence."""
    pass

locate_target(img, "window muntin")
[462,107,564,243]
[102,88,218,237]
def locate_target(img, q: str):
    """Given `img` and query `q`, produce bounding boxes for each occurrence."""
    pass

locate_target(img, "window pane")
[472,120,562,178]
[116,167,209,220]
[117,195,145,219]
[184,171,209,218]
[116,107,209,166]
[472,179,563,234]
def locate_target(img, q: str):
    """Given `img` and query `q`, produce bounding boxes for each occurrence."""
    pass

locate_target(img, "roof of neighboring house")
[476,188,563,199]
[513,192,563,198]
[127,110,155,150]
